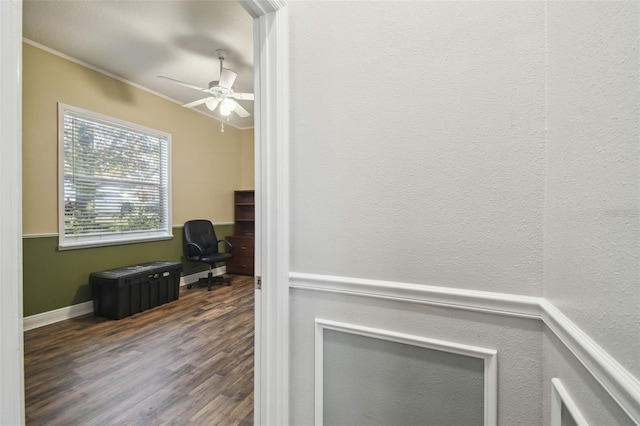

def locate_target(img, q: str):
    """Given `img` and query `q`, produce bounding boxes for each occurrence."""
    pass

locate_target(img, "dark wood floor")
[24,275,254,426]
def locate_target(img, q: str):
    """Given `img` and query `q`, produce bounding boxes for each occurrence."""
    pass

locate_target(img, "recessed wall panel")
[323,329,484,426]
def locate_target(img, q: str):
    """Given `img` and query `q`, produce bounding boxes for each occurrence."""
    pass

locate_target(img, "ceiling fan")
[158,49,254,119]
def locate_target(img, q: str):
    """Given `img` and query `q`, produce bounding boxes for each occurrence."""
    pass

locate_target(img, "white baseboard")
[290,272,640,424]
[23,266,227,331]
[181,266,226,286]
[23,301,94,331]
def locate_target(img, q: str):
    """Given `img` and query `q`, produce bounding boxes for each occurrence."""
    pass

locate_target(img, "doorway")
[0,1,289,425]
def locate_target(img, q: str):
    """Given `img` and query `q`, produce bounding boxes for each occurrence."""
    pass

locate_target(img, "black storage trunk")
[90,261,182,320]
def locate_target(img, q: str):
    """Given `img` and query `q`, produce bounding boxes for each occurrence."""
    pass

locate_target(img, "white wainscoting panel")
[314,318,498,426]
[292,272,640,424]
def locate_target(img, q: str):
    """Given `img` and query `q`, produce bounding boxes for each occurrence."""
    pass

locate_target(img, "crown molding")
[22,38,252,131]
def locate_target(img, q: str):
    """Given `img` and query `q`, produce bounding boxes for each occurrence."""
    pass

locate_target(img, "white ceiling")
[23,0,255,129]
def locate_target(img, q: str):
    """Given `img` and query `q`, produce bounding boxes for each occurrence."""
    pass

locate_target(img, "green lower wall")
[23,224,234,317]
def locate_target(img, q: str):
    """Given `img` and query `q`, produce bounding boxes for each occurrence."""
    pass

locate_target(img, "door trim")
[0,0,25,424]
[239,1,290,425]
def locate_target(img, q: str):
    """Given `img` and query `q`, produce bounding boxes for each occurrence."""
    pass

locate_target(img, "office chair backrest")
[183,220,220,259]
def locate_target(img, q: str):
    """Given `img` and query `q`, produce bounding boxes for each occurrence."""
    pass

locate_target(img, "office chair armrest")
[218,239,234,253]
[185,242,205,256]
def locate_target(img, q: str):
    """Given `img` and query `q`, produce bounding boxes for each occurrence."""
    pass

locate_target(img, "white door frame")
[238,1,290,425]
[0,1,289,424]
[0,1,25,425]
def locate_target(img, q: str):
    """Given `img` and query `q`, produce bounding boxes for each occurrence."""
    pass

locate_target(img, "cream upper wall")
[22,42,254,235]
[240,128,255,190]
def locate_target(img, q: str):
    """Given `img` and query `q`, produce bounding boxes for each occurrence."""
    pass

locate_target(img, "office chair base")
[188,272,232,291]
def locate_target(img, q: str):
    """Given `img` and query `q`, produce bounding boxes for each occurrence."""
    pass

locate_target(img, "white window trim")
[57,103,172,250]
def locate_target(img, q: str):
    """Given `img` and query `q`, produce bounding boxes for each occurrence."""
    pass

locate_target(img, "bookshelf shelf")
[226,190,255,276]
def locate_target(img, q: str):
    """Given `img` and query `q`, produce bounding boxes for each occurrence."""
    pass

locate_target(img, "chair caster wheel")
[187,284,192,289]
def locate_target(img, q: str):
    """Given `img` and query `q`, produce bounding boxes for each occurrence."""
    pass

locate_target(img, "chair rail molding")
[290,272,640,424]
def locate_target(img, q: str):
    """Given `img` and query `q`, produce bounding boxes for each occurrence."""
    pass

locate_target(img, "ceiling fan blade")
[232,92,254,101]
[158,76,207,92]
[182,97,211,108]
[233,101,250,118]
[205,99,220,112]
[219,68,238,89]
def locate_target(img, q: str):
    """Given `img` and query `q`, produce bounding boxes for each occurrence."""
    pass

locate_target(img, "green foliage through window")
[59,104,171,249]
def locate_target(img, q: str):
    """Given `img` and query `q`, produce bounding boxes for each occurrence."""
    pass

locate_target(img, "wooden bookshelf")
[226,190,255,275]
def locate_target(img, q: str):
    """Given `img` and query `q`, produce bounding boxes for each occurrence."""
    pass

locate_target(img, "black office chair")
[183,219,234,291]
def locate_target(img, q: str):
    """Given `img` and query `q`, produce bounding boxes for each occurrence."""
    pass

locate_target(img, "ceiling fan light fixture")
[205,98,218,111]
[220,98,236,116]
[159,48,252,124]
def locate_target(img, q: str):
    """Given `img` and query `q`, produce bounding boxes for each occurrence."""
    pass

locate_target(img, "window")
[58,103,171,249]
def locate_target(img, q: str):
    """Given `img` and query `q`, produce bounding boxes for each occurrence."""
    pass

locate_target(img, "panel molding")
[23,267,225,331]
[542,301,640,423]
[551,378,588,426]
[314,318,498,426]
[292,272,640,424]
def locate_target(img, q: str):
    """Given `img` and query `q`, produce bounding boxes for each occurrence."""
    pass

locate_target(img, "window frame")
[57,103,172,250]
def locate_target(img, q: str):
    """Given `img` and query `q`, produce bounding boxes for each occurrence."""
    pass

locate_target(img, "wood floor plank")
[24,275,254,425]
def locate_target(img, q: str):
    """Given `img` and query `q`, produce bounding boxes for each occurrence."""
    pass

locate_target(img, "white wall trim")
[23,267,226,331]
[22,223,235,238]
[172,222,234,229]
[551,378,589,426]
[0,0,25,423]
[22,232,58,238]
[291,272,542,319]
[314,318,498,426]
[23,301,94,332]
[180,266,227,286]
[239,1,290,425]
[542,301,640,423]
[291,272,640,424]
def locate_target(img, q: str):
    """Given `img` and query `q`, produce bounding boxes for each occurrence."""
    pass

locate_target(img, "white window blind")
[58,103,171,249]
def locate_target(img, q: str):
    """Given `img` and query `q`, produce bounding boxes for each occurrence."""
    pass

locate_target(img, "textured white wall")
[290,1,546,295]
[289,2,546,423]
[544,1,639,378]
[288,0,638,424]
